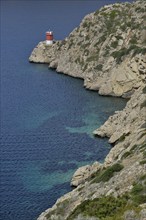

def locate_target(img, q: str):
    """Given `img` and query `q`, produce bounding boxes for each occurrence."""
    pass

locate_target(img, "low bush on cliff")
[143,86,146,94]
[111,46,146,64]
[67,176,145,220]
[67,195,141,220]
[121,151,131,159]
[130,174,146,205]
[92,163,124,183]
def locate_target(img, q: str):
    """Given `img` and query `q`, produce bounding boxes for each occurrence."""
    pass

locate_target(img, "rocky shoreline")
[29,0,146,219]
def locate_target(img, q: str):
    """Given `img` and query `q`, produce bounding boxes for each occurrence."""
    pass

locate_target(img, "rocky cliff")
[29,0,146,98]
[29,0,146,219]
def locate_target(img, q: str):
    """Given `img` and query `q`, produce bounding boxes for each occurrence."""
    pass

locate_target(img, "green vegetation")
[111,40,118,48]
[109,10,119,19]
[86,54,98,62]
[112,46,146,64]
[67,175,146,220]
[45,199,70,219]
[116,35,123,40]
[135,7,145,13]
[75,57,84,66]
[137,131,146,140]
[129,35,138,44]
[143,86,146,94]
[121,151,131,159]
[67,194,141,220]
[130,144,137,152]
[82,63,88,72]
[67,195,127,220]
[82,21,92,30]
[94,10,99,16]
[68,39,74,49]
[139,159,146,165]
[118,134,126,142]
[95,64,103,71]
[139,174,146,181]
[131,180,146,205]
[92,163,124,183]
[143,150,146,158]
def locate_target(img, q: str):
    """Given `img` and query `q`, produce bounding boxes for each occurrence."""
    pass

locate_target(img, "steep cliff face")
[29,0,146,98]
[29,0,146,220]
[37,86,146,220]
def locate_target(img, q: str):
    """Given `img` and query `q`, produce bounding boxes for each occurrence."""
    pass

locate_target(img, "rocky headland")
[29,1,146,219]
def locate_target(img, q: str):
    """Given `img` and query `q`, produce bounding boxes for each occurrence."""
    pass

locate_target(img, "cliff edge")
[29,1,146,219]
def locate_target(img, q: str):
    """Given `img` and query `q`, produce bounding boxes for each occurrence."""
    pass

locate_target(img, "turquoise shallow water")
[1,1,132,219]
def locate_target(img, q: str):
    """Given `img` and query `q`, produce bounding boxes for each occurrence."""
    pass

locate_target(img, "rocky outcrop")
[94,86,146,165]
[29,0,146,219]
[71,162,101,187]
[29,0,146,98]
[36,86,146,220]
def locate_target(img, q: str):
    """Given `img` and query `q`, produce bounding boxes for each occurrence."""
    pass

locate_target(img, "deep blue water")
[1,1,132,220]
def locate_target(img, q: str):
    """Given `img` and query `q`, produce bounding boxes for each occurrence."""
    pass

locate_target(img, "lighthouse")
[46,31,53,45]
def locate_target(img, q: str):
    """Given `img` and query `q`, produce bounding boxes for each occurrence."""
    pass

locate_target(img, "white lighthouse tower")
[46,31,53,45]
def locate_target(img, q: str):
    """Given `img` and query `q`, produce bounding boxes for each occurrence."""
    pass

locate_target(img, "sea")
[0,0,133,220]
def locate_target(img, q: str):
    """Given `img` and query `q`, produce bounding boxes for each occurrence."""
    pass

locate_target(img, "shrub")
[121,151,131,159]
[143,86,146,94]
[111,40,118,48]
[131,183,146,205]
[130,35,137,44]
[139,174,146,181]
[112,46,146,64]
[95,64,103,71]
[109,10,119,19]
[139,160,146,165]
[92,163,124,183]
[131,184,143,195]
[94,10,99,16]
[116,35,123,40]
[67,195,128,220]
[118,134,126,142]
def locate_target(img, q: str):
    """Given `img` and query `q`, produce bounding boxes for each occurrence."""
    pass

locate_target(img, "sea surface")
[1,1,132,220]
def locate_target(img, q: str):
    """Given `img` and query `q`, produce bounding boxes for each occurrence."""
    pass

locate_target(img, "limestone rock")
[29,0,146,98]
[71,165,91,187]
[71,162,101,187]
[28,1,146,219]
